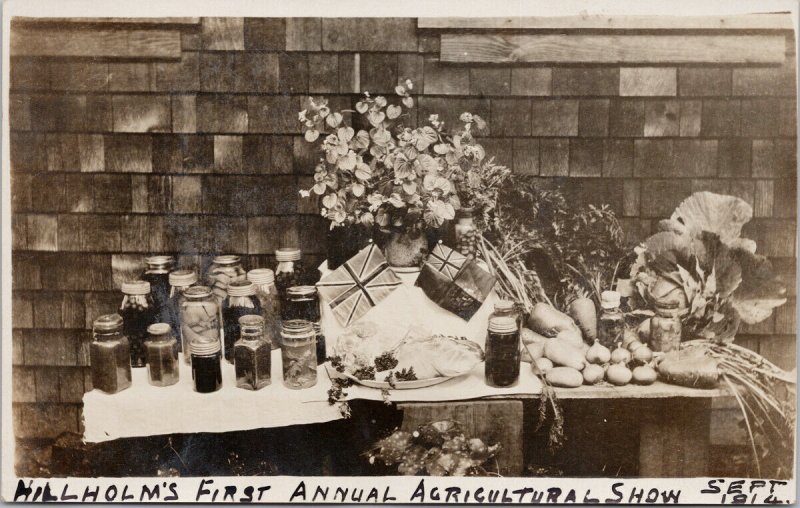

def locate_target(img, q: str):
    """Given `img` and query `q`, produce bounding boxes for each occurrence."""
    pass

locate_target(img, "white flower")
[460,112,473,123]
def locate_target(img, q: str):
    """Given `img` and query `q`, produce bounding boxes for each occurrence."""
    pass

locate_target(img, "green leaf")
[355,101,369,114]
[304,129,320,142]
[337,151,357,170]
[326,112,343,128]
[352,130,370,150]
[337,126,354,142]
[322,193,338,209]
[355,162,372,181]
[402,96,414,109]
[368,111,386,127]
[313,182,327,195]
[386,105,402,119]
[351,182,365,197]
[403,181,417,195]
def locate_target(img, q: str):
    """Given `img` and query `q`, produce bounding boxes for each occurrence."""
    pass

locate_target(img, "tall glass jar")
[141,255,175,322]
[119,280,158,368]
[274,248,305,298]
[166,269,197,357]
[247,269,281,350]
[650,303,682,353]
[207,255,246,304]
[454,208,478,259]
[234,315,272,390]
[485,316,521,387]
[90,314,132,394]
[221,280,262,362]
[180,286,220,365]
[283,286,325,364]
[145,323,180,387]
[598,290,625,349]
[280,320,318,389]
[191,339,222,394]
[490,300,522,330]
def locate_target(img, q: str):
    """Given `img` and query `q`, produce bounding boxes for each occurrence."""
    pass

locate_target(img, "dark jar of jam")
[119,280,158,368]
[274,248,306,297]
[485,316,521,388]
[281,285,321,321]
[90,314,132,394]
[221,280,262,362]
[191,339,222,393]
[141,255,175,323]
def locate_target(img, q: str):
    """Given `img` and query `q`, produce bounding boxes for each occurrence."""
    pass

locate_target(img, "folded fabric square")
[316,243,402,327]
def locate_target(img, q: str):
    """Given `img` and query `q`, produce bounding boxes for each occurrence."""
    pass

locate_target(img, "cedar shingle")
[512,138,539,175]
[644,100,680,137]
[423,58,469,95]
[492,99,530,137]
[718,138,751,178]
[752,139,796,178]
[278,53,309,94]
[640,179,692,218]
[247,95,299,134]
[108,63,155,92]
[286,18,322,51]
[201,17,244,50]
[539,139,569,176]
[104,134,152,172]
[309,54,339,94]
[569,139,603,177]
[470,68,511,96]
[701,99,740,137]
[27,214,58,251]
[112,95,171,133]
[553,68,618,96]
[578,99,609,137]
[608,99,644,137]
[322,18,416,51]
[10,94,31,131]
[678,68,731,96]
[620,68,677,96]
[155,51,200,92]
[510,68,551,96]
[244,18,286,50]
[214,135,243,173]
[172,95,197,133]
[196,94,248,133]
[531,100,578,136]
[172,175,202,214]
[93,174,132,213]
[603,140,634,178]
[679,101,702,137]
[78,134,104,172]
[741,98,782,137]
[247,216,300,255]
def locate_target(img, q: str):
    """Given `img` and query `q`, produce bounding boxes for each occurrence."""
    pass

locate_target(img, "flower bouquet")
[298,80,509,267]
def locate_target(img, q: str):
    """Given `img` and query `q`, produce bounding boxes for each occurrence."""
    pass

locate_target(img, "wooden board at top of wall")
[10,27,182,58]
[418,14,793,30]
[13,17,200,25]
[439,34,786,64]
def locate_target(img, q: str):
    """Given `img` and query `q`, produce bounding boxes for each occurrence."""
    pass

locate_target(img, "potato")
[546,367,583,388]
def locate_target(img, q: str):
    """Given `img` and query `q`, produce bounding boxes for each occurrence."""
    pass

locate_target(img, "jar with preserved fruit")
[145,323,179,387]
[280,320,318,389]
[221,280,262,362]
[191,339,222,394]
[166,269,197,358]
[247,269,281,350]
[119,280,158,368]
[454,208,478,259]
[90,314,132,394]
[234,315,272,390]
[598,290,625,349]
[485,316,521,388]
[180,286,220,365]
[207,255,246,304]
[650,302,682,353]
[141,255,175,322]
[274,248,306,298]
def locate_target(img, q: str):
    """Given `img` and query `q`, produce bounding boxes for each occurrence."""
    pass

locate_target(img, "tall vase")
[383,229,429,268]
[326,223,369,270]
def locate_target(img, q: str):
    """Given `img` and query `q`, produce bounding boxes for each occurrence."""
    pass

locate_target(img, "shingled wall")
[9,17,797,444]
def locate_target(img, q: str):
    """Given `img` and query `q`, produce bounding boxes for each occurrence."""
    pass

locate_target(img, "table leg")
[639,398,712,477]
[398,400,524,476]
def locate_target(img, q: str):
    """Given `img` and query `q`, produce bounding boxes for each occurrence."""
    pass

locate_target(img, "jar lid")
[169,269,197,287]
[147,323,172,336]
[239,314,264,328]
[227,280,256,297]
[287,285,317,297]
[281,319,314,339]
[213,255,241,265]
[191,339,221,356]
[93,313,123,332]
[145,255,175,267]
[121,280,151,295]
[600,290,621,309]
[488,316,518,334]
[494,300,515,312]
[183,285,213,299]
[247,268,275,285]
[275,248,301,262]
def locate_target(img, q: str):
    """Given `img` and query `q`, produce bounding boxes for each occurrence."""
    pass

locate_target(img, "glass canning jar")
[167,269,198,359]
[191,339,222,394]
[598,290,625,349]
[221,280,262,362]
[207,255,246,304]
[180,286,220,365]
[650,302,682,353]
[119,280,158,368]
[247,268,281,350]
[490,299,522,330]
[485,316,521,388]
[274,248,306,298]
[141,255,175,323]
[90,314,132,394]
[145,323,180,387]
[280,320,318,389]
[234,315,272,390]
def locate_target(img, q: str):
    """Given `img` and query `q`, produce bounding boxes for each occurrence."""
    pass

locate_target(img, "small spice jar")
[145,323,179,387]
[166,269,197,357]
[650,302,683,353]
[274,248,306,297]
[191,339,222,394]
[207,255,246,304]
[221,280,262,362]
[180,286,220,365]
[485,316,521,387]
[141,255,175,322]
[90,314,132,394]
[119,280,158,368]
[234,315,272,390]
[280,320,318,389]
[247,268,281,350]
[598,290,625,349]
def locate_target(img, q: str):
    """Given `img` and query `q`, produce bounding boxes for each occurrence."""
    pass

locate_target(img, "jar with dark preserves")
[485,316,521,387]
[90,314,132,394]
[274,248,306,297]
[119,280,158,368]
[141,255,175,322]
[191,339,222,394]
[221,280,262,362]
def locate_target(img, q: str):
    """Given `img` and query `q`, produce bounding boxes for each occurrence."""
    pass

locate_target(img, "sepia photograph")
[1,0,797,503]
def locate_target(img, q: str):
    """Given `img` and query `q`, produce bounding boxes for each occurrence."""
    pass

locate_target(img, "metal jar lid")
[281,319,314,340]
[287,285,317,298]
[93,313,123,332]
[169,269,197,287]
[191,339,221,356]
[488,316,518,334]
[183,285,213,299]
[212,255,241,266]
[600,290,621,309]
[275,248,301,262]
[145,255,175,268]
[494,300,515,312]
[227,280,256,297]
[147,323,172,336]
[121,280,151,295]
[247,268,275,286]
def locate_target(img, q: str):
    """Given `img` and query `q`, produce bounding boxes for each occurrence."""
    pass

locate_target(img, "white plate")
[325,364,463,390]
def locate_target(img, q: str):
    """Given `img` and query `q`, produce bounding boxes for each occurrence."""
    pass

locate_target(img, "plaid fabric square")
[316,243,402,327]
[426,242,467,280]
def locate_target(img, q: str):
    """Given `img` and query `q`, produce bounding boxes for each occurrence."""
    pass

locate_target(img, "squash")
[546,367,583,388]
[527,303,577,338]
[544,339,585,371]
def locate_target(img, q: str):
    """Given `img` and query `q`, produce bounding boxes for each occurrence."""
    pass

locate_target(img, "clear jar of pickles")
[650,302,682,353]
[180,286,220,364]
[207,255,246,304]
[90,314,132,394]
[234,315,272,390]
[120,280,158,368]
[167,269,197,358]
[247,269,281,350]
[141,255,175,322]
[145,323,179,387]
[280,320,317,389]
[221,280,262,362]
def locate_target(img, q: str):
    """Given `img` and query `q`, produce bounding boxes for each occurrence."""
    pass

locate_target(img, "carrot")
[527,303,576,338]
[568,297,597,343]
